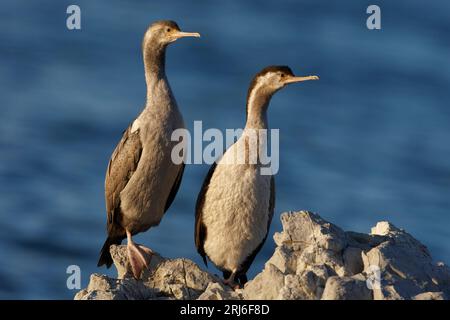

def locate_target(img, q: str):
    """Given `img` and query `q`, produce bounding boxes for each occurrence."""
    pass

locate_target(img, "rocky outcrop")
[75,245,220,300]
[75,211,450,300]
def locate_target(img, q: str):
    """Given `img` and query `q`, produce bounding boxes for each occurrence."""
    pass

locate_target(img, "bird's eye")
[280,74,285,78]
[166,28,171,32]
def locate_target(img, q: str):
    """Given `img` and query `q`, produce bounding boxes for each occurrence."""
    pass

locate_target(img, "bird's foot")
[127,242,153,279]
[223,277,240,290]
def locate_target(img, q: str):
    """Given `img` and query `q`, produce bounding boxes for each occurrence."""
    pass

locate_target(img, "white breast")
[201,137,272,272]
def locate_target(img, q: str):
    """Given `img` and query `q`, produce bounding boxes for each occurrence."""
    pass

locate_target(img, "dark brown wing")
[238,175,275,276]
[98,125,142,267]
[194,162,218,266]
[164,163,185,212]
[105,125,142,237]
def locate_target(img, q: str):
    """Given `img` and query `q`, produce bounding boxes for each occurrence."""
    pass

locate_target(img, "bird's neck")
[241,89,272,166]
[245,88,271,130]
[143,46,169,105]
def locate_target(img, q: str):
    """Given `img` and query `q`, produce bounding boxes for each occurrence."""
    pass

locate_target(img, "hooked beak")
[284,75,319,84]
[172,31,201,39]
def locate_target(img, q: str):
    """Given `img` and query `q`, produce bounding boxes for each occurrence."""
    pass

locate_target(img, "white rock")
[76,211,450,300]
[276,211,347,252]
[371,221,396,236]
[197,282,243,300]
[75,246,217,300]
[277,274,313,300]
[412,292,446,300]
[322,275,372,300]
[243,263,285,300]
[266,246,297,274]
[343,247,364,275]
[362,224,446,300]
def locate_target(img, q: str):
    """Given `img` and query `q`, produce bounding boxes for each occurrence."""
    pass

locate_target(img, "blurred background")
[0,0,449,299]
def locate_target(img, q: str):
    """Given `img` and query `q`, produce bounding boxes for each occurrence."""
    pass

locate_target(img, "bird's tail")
[201,255,208,267]
[97,236,123,268]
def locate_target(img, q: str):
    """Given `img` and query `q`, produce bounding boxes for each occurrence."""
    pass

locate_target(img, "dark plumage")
[98,125,142,267]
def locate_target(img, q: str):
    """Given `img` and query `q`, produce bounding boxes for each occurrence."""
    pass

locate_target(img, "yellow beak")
[173,31,201,39]
[284,75,319,84]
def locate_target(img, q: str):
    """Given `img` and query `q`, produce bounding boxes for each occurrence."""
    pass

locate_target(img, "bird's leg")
[223,269,240,290]
[126,230,153,279]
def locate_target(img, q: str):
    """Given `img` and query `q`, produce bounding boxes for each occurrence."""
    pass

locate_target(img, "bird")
[97,20,200,279]
[195,66,319,287]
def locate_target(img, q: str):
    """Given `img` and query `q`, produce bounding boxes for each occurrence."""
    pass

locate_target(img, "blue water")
[0,1,449,299]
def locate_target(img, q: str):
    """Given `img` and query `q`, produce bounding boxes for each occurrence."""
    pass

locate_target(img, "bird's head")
[248,66,319,97]
[246,66,319,119]
[142,20,200,51]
